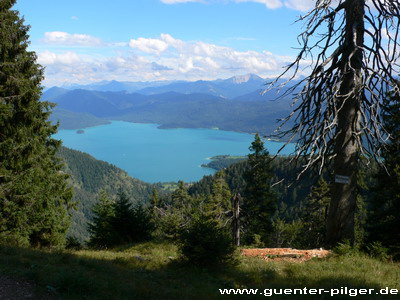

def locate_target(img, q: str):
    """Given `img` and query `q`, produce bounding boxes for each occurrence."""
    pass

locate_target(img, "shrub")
[332,240,359,256]
[366,241,390,261]
[66,236,83,250]
[250,234,265,248]
[178,216,236,266]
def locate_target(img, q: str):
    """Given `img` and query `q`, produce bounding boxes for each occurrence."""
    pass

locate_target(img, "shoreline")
[59,119,292,144]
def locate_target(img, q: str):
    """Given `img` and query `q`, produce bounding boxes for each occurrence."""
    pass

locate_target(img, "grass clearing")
[0,242,399,299]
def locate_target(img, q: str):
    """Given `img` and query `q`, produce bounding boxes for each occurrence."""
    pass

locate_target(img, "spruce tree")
[150,189,159,210]
[368,89,400,257]
[171,181,192,210]
[111,190,136,244]
[158,181,196,240]
[301,178,330,248]
[205,171,232,224]
[130,204,154,242]
[0,0,73,247]
[88,190,115,248]
[243,133,276,244]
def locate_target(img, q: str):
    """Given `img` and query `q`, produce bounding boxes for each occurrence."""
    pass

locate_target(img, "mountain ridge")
[52,73,267,99]
[43,74,301,136]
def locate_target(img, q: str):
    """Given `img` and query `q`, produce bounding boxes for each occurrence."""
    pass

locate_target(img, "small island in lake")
[201,155,247,171]
[76,129,85,134]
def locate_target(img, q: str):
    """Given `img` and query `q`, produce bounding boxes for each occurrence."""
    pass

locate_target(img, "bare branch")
[267,0,400,176]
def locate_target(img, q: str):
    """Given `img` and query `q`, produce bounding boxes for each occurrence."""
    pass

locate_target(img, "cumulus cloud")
[128,34,293,78]
[37,50,156,86]
[235,0,282,9]
[37,34,300,86]
[42,31,103,47]
[129,37,169,55]
[38,50,81,65]
[284,0,314,11]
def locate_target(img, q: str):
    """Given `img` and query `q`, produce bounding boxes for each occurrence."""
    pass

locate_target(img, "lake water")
[54,121,294,183]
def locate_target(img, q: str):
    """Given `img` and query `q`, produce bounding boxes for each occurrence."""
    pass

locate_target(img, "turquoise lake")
[54,121,294,183]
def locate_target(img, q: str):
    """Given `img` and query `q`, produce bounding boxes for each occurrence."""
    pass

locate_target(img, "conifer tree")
[111,190,136,244]
[88,190,154,247]
[205,171,232,224]
[156,181,197,240]
[171,181,192,210]
[150,189,160,210]
[301,178,330,248]
[0,0,73,247]
[243,133,276,244]
[368,89,400,257]
[130,204,154,242]
[87,190,115,248]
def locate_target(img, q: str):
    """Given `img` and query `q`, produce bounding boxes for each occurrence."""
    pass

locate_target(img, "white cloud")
[235,0,283,9]
[37,50,154,86]
[126,34,293,79]
[37,34,299,86]
[129,37,169,55]
[38,50,81,65]
[284,0,314,11]
[42,31,103,47]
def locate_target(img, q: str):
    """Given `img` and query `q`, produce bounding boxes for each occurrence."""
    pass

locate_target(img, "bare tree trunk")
[232,193,241,246]
[326,0,364,247]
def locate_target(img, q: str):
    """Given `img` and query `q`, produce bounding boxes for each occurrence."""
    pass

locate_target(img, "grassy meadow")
[0,242,399,299]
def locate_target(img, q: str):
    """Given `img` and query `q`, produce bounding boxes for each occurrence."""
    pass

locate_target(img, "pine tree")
[150,188,160,227]
[243,133,276,244]
[130,204,154,242]
[88,190,115,248]
[156,181,197,240]
[301,178,330,248]
[171,181,192,210]
[111,190,136,245]
[368,89,400,257]
[150,189,159,209]
[0,1,73,247]
[88,190,154,247]
[205,171,232,224]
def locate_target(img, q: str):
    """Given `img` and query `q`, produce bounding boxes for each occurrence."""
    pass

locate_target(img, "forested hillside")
[57,147,158,241]
[189,152,380,248]
[50,108,110,129]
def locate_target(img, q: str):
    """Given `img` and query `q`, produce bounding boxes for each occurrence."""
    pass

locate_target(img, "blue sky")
[15,0,315,86]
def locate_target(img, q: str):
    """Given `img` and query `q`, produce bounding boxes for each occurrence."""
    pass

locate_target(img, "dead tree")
[231,193,241,246]
[269,0,400,247]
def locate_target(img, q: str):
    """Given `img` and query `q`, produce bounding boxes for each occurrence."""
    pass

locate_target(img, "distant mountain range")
[44,74,301,136]
[60,74,267,99]
[62,79,179,94]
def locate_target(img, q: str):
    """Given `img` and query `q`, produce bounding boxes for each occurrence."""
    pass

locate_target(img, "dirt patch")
[241,248,331,262]
[0,275,55,300]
